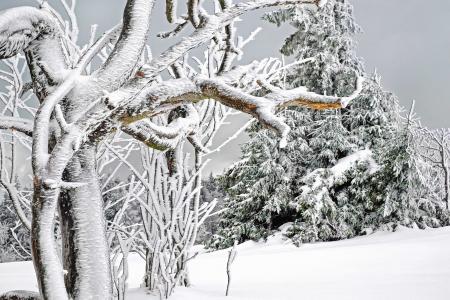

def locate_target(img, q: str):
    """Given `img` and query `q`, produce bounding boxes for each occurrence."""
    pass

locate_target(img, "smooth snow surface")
[2,227,450,299]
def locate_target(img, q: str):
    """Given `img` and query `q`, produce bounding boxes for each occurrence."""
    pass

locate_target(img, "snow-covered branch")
[95,0,154,87]
[0,117,34,137]
[100,74,363,147]
[121,122,180,151]
[0,179,31,231]
[0,7,61,60]
[141,0,319,77]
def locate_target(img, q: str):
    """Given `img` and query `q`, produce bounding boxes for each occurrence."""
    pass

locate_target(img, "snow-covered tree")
[211,0,367,248]
[343,72,400,149]
[288,102,449,244]
[135,146,216,298]
[0,190,31,263]
[211,0,440,248]
[210,124,294,247]
[285,149,378,244]
[198,174,226,242]
[420,128,450,210]
[264,0,363,93]
[368,105,447,230]
[0,0,364,298]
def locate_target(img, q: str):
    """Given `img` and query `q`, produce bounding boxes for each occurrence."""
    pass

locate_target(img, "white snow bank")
[2,226,450,299]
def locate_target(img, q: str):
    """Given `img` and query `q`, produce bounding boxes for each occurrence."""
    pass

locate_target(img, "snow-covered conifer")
[212,0,365,248]
[212,0,443,248]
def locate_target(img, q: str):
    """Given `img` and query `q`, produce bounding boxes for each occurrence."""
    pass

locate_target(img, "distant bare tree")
[421,128,450,209]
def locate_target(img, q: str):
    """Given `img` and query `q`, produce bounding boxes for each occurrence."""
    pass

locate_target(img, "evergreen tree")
[197,174,227,242]
[211,0,368,249]
[0,190,31,262]
[208,121,299,248]
[366,106,448,230]
[343,72,400,149]
[210,0,445,249]
[264,0,363,94]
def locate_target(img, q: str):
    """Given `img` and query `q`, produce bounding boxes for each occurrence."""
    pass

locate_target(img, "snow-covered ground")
[2,227,450,300]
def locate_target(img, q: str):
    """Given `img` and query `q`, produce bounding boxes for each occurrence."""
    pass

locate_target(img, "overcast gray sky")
[1,0,450,174]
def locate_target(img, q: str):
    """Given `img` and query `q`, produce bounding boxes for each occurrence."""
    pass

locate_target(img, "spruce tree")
[0,190,31,262]
[211,0,445,249]
[209,120,301,248]
[211,0,365,249]
[367,105,448,230]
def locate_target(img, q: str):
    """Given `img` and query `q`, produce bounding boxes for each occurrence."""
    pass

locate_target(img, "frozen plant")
[225,240,238,296]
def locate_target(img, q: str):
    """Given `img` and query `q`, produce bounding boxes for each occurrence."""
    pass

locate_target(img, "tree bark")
[59,145,112,299]
[32,182,68,300]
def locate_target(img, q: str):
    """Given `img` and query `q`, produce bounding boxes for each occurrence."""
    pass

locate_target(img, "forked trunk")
[32,145,112,299]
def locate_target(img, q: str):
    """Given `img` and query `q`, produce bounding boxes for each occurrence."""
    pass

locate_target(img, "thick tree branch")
[32,24,122,174]
[166,0,179,23]
[122,122,179,151]
[122,104,200,150]
[0,6,67,101]
[115,75,361,122]
[95,0,154,88]
[79,73,363,150]
[0,7,60,59]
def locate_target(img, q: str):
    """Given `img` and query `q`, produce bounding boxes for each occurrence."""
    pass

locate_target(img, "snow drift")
[1,226,450,300]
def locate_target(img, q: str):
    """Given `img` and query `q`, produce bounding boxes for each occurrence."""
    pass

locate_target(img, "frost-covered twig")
[0,117,33,137]
[225,240,238,296]
[420,127,450,209]
[141,0,319,76]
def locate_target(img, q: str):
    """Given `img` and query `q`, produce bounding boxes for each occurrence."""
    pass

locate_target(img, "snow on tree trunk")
[59,146,111,299]
[31,182,68,300]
